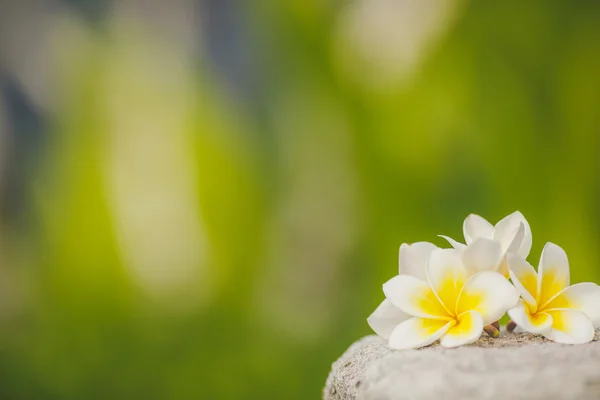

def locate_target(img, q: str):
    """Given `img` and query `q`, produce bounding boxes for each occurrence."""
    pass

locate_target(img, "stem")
[506,319,517,333]
[483,324,500,338]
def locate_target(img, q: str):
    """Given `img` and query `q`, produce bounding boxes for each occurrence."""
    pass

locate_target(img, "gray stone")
[324,330,600,400]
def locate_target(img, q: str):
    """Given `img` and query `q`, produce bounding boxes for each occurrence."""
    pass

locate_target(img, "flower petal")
[537,242,570,308]
[497,257,510,279]
[388,317,454,350]
[507,300,552,334]
[456,271,519,325]
[398,242,438,280]
[383,275,452,320]
[461,238,503,275]
[495,211,532,258]
[507,253,538,307]
[543,309,595,344]
[426,248,467,316]
[543,283,600,327]
[440,310,484,348]
[463,214,494,245]
[367,299,411,339]
[495,221,524,255]
[438,235,466,251]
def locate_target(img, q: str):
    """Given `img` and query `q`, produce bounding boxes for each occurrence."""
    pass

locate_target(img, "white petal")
[463,214,494,245]
[367,299,411,339]
[438,235,466,251]
[398,242,438,280]
[440,310,483,348]
[537,242,570,308]
[456,271,519,325]
[543,309,595,344]
[388,317,453,350]
[497,256,510,279]
[495,221,524,255]
[495,211,532,258]
[426,248,468,316]
[542,283,600,327]
[507,300,552,334]
[507,253,538,307]
[383,275,451,320]
[461,238,503,275]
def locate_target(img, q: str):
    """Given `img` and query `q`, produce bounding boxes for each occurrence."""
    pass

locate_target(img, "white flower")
[367,242,437,339]
[440,211,532,277]
[507,242,600,344]
[371,248,519,349]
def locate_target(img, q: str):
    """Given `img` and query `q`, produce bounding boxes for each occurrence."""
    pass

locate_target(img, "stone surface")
[324,330,600,400]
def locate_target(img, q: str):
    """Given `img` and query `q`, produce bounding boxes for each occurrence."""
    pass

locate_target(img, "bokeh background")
[1,0,600,398]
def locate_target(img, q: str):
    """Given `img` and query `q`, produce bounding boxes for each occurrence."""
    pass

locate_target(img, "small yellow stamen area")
[433,270,466,318]
[525,300,538,315]
[416,287,454,320]
[445,312,476,339]
[538,268,567,308]
[415,318,454,339]
[455,287,485,317]
[524,305,551,328]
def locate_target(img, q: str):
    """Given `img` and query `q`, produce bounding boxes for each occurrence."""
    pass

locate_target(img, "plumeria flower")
[372,248,519,350]
[441,211,532,277]
[507,242,600,344]
[368,242,437,339]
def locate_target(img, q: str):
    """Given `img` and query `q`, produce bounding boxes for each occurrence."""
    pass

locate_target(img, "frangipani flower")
[375,248,518,349]
[441,211,532,277]
[368,242,437,339]
[507,242,600,344]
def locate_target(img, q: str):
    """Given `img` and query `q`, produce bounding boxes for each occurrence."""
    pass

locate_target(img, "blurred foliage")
[1,1,600,399]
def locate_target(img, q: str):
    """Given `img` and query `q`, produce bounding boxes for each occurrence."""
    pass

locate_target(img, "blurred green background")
[1,0,600,398]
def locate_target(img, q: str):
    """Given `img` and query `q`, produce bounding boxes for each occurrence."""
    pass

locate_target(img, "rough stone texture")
[324,329,600,400]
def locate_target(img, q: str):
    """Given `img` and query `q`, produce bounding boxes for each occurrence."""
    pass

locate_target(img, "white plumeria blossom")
[507,242,600,344]
[370,247,519,350]
[440,211,532,277]
[367,242,437,339]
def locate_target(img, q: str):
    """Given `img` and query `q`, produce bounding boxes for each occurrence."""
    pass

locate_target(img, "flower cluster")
[368,211,600,349]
